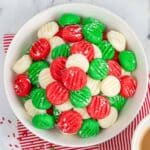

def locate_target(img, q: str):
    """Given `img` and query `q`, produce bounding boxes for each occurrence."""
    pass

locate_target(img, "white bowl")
[4,3,149,147]
[132,115,150,150]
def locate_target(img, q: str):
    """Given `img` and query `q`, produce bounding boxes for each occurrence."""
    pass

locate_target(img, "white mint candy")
[55,100,73,112]
[101,75,121,97]
[86,76,101,95]
[38,21,59,39]
[98,107,118,128]
[13,55,32,74]
[49,36,65,49]
[107,30,126,51]
[92,44,102,58]
[121,68,131,76]
[66,54,89,72]
[24,99,46,117]
[74,108,90,119]
[38,68,54,89]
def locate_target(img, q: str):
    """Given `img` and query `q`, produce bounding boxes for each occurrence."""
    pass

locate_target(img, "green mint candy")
[108,95,127,111]
[28,61,49,85]
[70,86,92,108]
[32,114,55,129]
[23,45,31,54]
[88,58,108,80]
[30,88,51,110]
[83,17,106,32]
[98,41,115,60]
[51,44,70,59]
[58,13,81,26]
[119,50,137,71]
[21,96,30,103]
[82,22,103,44]
[78,118,100,138]
[53,107,61,121]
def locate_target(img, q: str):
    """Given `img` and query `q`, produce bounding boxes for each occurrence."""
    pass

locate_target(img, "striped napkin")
[1,34,150,150]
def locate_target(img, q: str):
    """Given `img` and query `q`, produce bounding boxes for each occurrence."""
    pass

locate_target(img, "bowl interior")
[4,3,148,147]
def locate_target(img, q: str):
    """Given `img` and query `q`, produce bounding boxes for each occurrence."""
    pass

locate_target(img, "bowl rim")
[3,3,149,147]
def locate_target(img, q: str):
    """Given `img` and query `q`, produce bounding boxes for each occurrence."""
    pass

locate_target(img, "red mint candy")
[14,74,31,97]
[55,27,63,37]
[103,31,107,40]
[108,60,121,78]
[46,81,69,105]
[30,38,50,60]
[71,40,94,61]
[113,50,119,62]
[46,107,53,115]
[57,110,82,134]
[62,67,87,90]
[87,96,110,119]
[50,57,67,81]
[120,75,137,98]
[61,25,83,42]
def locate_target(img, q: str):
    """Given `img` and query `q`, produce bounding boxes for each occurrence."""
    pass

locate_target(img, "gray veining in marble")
[0,0,150,67]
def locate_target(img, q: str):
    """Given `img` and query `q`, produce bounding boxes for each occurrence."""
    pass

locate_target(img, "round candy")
[38,68,54,89]
[55,27,63,37]
[121,68,131,76]
[55,100,73,112]
[71,40,94,61]
[21,95,30,103]
[88,58,108,80]
[98,107,118,128]
[86,76,101,96]
[107,60,121,78]
[103,31,107,40]
[14,74,31,97]
[113,50,119,62]
[28,61,49,85]
[53,107,61,120]
[50,57,67,81]
[57,110,82,134]
[92,44,102,59]
[46,107,53,115]
[108,94,127,111]
[51,44,70,59]
[58,13,81,26]
[24,45,31,54]
[78,118,100,138]
[98,41,115,60]
[38,21,59,39]
[119,50,137,72]
[30,88,51,110]
[70,86,91,108]
[74,108,90,119]
[82,17,106,32]
[30,38,50,60]
[62,67,87,90]
[87,96,110,119]
[24,99,46,117]
[49,36,65,49]
[101,75,121,97]
[66,54,89,72]
[61,25,83,42]
[32,114,55,129]
[13,55,32,74]
[107,30,126,51]
[46,81,69,105]
[82,22,103,44]
[120,75,137,98]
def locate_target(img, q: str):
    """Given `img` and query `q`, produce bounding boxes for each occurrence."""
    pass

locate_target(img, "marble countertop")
[0,0,150,68]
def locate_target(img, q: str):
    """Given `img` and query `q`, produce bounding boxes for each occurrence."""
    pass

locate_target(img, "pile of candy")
[13,13,137,138]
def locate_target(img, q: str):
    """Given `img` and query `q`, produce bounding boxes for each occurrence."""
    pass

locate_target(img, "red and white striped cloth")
[3,34,150,150]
